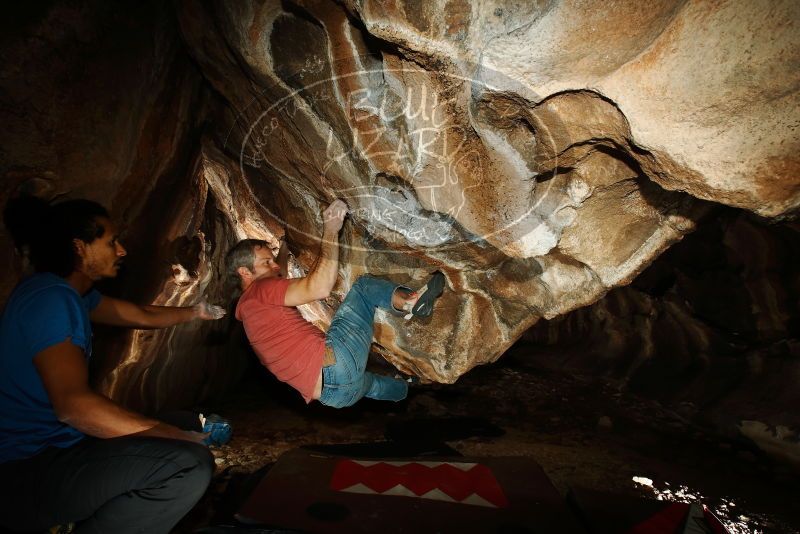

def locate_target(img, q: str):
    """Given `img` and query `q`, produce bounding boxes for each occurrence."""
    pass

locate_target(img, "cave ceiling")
[173,0,799,382]
[1,0,798,406]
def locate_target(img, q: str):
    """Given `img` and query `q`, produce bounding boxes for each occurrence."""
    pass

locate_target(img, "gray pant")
[0,436,214,533]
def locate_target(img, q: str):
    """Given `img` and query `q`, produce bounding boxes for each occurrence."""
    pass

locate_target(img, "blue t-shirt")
[0,273,101,463]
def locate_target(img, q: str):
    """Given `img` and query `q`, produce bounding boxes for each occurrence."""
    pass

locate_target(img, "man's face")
[248,245,280,280]
[77,217,127,280]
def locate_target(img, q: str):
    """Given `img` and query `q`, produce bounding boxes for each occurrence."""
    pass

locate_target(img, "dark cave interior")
[1,1,799,533]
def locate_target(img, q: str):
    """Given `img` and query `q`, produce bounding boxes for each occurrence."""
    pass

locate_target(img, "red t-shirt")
[235,277,324,403]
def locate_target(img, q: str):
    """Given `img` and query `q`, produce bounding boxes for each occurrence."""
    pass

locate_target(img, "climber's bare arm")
[283,200,346,306]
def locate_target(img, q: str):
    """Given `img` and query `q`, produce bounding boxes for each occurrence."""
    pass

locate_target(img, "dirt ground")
[177,347,800,533]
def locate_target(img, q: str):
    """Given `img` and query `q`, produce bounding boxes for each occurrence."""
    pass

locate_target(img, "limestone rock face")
[173,0,797,383]
[97,141,267,411]
[2,1,797,409]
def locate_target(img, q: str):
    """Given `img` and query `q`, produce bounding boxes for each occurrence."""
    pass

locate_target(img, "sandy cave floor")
[176,346,800,533]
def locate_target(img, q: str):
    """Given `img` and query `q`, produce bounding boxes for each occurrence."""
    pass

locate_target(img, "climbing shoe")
[406,271,446,319]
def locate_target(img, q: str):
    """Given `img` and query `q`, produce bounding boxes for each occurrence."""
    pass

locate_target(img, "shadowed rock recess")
[1,2,798,453]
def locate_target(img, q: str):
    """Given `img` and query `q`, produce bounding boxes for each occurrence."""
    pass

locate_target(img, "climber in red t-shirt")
[226,199,445,408]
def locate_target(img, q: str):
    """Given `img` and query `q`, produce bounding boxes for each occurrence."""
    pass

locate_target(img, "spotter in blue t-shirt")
[0,273,101,463]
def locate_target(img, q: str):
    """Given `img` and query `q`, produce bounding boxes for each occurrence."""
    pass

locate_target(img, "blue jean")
[319,276,409,408]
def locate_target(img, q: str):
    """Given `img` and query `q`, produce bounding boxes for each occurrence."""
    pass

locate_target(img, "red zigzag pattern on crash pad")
[330,460,509,508]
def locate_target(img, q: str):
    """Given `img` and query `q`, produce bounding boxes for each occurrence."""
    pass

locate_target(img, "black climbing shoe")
[407,271,445,319]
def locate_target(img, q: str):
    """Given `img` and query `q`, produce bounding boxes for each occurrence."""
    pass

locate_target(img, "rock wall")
[2,1,798,412]
[173,0,798,383]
